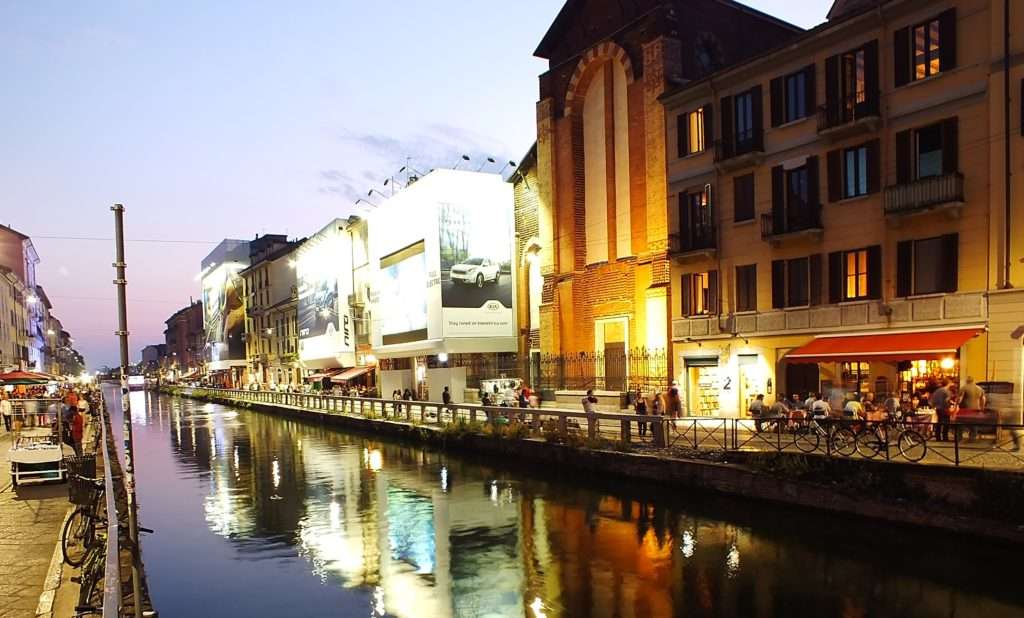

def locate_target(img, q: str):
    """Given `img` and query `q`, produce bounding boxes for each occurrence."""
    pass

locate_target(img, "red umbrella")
[0,370,53,385]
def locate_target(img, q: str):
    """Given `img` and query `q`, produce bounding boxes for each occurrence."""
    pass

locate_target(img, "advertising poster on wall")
[297,222,354,365]
[378,241,428,345]
[202,265,247,364]
[438,201,513,338]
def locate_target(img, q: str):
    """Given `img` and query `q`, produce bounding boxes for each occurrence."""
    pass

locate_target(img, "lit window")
[844,249,869,300]
[688,108,704,154]
[913,19,941,80]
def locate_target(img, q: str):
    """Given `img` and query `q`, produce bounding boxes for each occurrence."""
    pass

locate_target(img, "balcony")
[884,173,964,219]
[760,205,823,244]
[669,224,716,261]
[714,134,764,172]
[817,92,880,139]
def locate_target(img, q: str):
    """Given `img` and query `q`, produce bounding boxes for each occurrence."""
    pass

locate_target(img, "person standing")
[0,394,12,432]
[931,380,953,442]
[634,389,648,437]
[70,407,85,457]
[666,382,682,419]
[956,377,986,441]
[581,389,597,415]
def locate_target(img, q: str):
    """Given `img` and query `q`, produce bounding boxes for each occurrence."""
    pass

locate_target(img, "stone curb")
[34,507,70,618]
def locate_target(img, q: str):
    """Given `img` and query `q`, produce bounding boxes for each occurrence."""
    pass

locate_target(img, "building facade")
[164,300,204,379]
[0,225,44,370]
[531,0,802,396]
[0,266,29,371]
[242,236,303,388]
[662,0,1024,417]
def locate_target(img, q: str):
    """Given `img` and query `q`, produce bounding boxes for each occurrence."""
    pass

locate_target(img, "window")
[784,71,806,123]
[771,255,822,309]
[681,271,718,316]
[895,10,955,87]
[844,145,868,198]
[735,92,754,144]
[845,249,868,300]
[786,166,809,214]
[677,104,712,157]
[842,48,867,105]
[895,119,958,184]
[913,18,941,80]
[735,265,757,312]
[916,124,943,178]
[734,174,755,222]
[897,234,958,296]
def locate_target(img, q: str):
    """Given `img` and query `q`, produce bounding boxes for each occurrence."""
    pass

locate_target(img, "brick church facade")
[532,0,802,386]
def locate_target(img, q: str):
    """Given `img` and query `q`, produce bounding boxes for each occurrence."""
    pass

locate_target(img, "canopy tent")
[304,369,342,382]
[0,370,54,385]
[784,328,982,364]
[330,366,373,384]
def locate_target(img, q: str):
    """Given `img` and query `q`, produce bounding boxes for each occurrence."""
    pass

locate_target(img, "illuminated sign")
[296,220,355,367]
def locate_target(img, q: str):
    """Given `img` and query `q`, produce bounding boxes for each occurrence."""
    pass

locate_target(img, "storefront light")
[940,357,955,370]
[437,352,448,363]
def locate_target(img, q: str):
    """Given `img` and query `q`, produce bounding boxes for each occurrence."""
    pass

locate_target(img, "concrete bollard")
[620,419,631,444]
[587,416,597,440]
[652,419,666,447]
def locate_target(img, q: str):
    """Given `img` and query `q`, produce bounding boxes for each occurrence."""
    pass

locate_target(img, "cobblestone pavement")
[0,433,71,618]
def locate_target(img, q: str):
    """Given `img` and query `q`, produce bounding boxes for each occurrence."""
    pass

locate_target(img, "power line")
[31,235,218,245]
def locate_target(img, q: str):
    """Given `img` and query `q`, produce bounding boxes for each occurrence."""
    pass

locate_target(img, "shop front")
[783,327,984,404]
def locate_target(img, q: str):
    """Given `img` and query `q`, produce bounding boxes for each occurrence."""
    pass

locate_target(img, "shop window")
[734,174,755,222]
[681,271,719,316]
[895,9,955,87]
[896,234,958,296]
[842,361,870,392]
[771,255,822,309]
[735,264,757,313]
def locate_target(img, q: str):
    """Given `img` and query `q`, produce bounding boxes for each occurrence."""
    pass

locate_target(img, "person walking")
[634,389,648,437]
[956,377,986,441]
[70,407,85,457]
[666,382,682,419]
[1,393,12,432]
[931,380,953,441]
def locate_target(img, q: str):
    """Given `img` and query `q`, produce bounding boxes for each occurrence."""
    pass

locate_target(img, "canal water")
[108,387,1023,617]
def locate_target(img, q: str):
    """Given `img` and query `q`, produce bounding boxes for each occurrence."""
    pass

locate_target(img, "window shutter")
[807,155,820,207]
[942,116,959,174]
[771,260,786,309]
[681,274,693,316]
[770,76,783,127]
[896,240,913,297]
[867,245,882,299]
[866,139,881,194]
[863,40,880,115]
[895,130,912,184]
[939,8,957,72]
[827,149,841,202]
[941,233,959,293]
[828,251,843,304]
[824,54,839,113]
[677,113,688,158]
[803,64,816,118]
[702,103,713,148]
[809,254,823,306]
[708,271,719,315]
[720,95,733,157]
[771,165,785,233]
[894,26,911,87]
[751,85,764,150]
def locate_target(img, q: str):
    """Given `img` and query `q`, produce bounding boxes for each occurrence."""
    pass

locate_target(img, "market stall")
[2,371,71,486]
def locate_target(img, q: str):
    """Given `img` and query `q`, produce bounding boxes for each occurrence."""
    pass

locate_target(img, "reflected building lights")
[367,449,383,472]
[490,481,498,503]
[681,530,695,558]
[272,458,281,490]
[726,543,740,578]
[440,466,448,492]
[530,597,548,618]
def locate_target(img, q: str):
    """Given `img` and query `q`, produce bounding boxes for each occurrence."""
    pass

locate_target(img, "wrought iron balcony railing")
[760,205,823,240]
[883,172,964,216]
[817,91,880,132]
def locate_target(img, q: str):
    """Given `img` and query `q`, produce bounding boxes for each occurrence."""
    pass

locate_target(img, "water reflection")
[125,390,1024,618]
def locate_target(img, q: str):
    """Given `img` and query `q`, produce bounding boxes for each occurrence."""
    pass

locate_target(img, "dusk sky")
[0,1,825,370]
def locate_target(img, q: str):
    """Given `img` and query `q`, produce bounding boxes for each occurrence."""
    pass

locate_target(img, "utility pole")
[112,204,144,618]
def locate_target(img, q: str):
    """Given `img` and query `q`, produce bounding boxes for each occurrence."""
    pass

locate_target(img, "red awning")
[330,366,373,383]
[785,328,982,363]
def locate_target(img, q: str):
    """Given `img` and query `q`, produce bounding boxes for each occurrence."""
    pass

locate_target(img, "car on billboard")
[449,257,499,288]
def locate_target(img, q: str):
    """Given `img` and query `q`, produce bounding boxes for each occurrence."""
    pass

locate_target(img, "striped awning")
[330,366,373,383]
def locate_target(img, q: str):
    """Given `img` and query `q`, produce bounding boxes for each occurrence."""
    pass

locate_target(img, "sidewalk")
[0,432,73,618]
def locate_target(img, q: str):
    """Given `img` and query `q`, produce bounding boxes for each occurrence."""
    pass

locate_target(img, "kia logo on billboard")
[485,301,502,312]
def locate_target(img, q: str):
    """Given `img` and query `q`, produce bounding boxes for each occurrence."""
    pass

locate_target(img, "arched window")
[582,58,631,264]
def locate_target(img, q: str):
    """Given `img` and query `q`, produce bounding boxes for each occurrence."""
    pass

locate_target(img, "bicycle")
[62,475,106,567]
[793,416,858,456]
[72,518,155,617]
[855,419,928,462]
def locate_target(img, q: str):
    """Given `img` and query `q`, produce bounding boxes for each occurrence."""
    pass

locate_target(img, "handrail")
[99,394,121,618]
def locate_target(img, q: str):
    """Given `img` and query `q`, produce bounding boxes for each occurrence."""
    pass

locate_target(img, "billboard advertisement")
[378,241,428,345]
[297,220,355,367]
[201,239,249,368]
[438,199,513,338]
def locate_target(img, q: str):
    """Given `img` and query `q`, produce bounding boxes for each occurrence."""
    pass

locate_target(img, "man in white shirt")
[1,394,12,432]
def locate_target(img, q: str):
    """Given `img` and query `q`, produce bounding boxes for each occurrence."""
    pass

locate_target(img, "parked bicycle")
[855,420,928,462]
[793,417,858,456]
[62,475,106,567]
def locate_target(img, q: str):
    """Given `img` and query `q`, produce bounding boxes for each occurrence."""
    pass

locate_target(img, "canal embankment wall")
[164,387,1024,545]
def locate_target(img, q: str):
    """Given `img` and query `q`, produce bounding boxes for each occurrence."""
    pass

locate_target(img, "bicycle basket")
[64,455,97,505]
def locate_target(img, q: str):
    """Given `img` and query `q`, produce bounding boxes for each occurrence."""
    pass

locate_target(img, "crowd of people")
[0,384,100,456]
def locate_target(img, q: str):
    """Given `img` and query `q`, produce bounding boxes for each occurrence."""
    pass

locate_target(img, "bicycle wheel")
[830,427,857,457]
[898,430,927,462]
[793,425,820,453]
[62,507,93,567]
[855,429,884,459]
